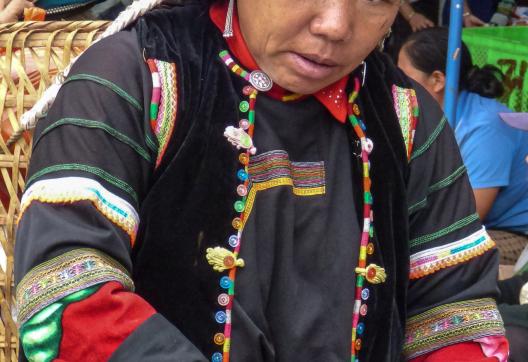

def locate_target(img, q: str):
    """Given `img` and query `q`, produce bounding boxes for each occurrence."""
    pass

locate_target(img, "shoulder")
[136,2,218,58]
[70,29,143,78]
[65,28,149,109]
[406,79,451,164]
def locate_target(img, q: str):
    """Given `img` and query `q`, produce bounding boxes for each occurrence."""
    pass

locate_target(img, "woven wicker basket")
[0,20,108,360]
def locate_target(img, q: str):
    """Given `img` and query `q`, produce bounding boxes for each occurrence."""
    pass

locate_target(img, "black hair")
[401,27,504,99]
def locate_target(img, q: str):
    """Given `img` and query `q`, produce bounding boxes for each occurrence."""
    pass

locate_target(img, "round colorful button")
[228,235,239,247]
[355,339,362,351]
[234,200,245,213]
[360,304,368,316]
[239,101,250,113]
[220,276,232,289]
[357,322,365,335]
[218,293,230,306]
[237,185,248,197]
[366,243,375,255]
[214,333,226,345]
[353,103,360,116]
[361,288,370,301]
[237,169,248,181]
[243,86,256,96]
[215,311,227,324]
[232,217,242,230]
[239,153,249,165]
[212,352,223,362]
[239,118,250,130]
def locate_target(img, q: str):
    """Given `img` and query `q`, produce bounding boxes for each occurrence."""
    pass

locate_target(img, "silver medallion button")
[249,71,273,92]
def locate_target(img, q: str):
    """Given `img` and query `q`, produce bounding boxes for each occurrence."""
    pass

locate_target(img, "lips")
[298,53,338,67]
[288,52,339,80]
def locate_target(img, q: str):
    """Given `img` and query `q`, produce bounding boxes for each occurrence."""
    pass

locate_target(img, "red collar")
[209,2,349,123]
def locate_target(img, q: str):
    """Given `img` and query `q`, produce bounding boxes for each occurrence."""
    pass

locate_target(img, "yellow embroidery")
[355,264,387,284]
[206,247,245,272]
[242,177,325,230]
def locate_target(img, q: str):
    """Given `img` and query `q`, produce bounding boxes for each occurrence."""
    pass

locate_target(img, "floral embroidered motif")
[16,248,133,325]
[392,85,419,160]
[404,298,505,359]
[410,227,495,279]
[19,177,139,245]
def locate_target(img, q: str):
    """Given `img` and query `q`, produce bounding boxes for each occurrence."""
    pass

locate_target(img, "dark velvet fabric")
[110,313,206,361]
[132,4,413,361]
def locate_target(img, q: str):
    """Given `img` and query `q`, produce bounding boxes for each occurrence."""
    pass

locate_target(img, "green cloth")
[20,285,101,362]
[463,26,528,112]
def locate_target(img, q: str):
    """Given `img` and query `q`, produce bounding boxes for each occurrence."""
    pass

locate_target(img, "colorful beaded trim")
[220,50,251,83]
[404,298,505,359]
[19,177,139,246]
[147,59,178,167]
[212,52,386,362]
[205,51,263,362]
[410,227,495,279]
[16,248,133,325]
[392,85,419,160]
[348,77,387,361]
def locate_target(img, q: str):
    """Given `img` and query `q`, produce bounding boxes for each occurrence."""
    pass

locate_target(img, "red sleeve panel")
[56,281,155,361]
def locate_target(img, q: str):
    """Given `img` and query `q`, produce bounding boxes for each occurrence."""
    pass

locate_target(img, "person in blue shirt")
[398,27,528,234]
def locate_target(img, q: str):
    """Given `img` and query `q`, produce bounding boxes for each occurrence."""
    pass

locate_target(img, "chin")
[275,76,332,95]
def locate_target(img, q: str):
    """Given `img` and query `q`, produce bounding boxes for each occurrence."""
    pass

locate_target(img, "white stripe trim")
[20,177,139,242]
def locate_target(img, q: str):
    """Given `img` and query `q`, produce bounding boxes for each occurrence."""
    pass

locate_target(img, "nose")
[309,0,351,42]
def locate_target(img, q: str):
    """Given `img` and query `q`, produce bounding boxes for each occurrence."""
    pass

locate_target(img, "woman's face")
[237,0,399,94]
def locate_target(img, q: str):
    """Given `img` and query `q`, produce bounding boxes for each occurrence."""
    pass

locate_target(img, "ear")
[429,70,446,94]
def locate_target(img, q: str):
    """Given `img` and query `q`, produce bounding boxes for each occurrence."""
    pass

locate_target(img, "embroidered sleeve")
[404,86,505,360]
[15,30,202,362]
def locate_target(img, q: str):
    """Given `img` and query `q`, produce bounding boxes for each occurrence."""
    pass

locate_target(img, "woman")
[398,27,528,234]
[15,1,507,361]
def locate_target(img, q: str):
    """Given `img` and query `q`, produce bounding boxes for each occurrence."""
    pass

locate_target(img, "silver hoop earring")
[361,61,367,87]
[223,0,235,38]
[378,28,392,51]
